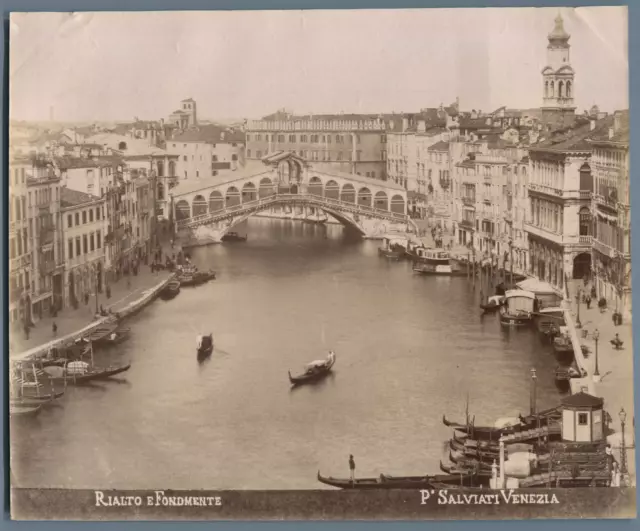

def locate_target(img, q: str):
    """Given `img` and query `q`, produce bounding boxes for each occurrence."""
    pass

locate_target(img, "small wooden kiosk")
[560,391,604,443]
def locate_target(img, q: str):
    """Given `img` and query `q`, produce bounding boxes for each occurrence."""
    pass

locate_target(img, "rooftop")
[61,187,101,208]
[561,391,604,409]
[427,140,450,152]
[531,115,615,153]
[172,124,246,144]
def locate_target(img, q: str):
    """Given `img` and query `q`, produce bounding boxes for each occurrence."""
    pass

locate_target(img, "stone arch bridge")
[170,152,415,246]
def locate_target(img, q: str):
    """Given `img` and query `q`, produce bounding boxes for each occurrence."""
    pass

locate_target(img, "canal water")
[12,218,563,489]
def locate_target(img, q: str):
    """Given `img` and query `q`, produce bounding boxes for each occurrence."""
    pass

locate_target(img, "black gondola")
[197,334,214,359]
[316,470,476,490]
[288,351,336,386]
[479,295,505,313]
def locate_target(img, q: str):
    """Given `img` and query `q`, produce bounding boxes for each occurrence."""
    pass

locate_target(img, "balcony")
[528,183,563,198]
[10,253,31,273]
[524,222,563,246]
[592,238,616,259]
[578,235,593,245]
[462,197,476,207]
[460,219,475,230]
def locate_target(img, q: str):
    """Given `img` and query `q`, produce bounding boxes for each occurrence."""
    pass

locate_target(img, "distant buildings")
[246,110,396,180]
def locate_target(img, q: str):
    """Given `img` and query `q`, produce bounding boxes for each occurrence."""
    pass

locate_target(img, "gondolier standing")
[349,455,355,482]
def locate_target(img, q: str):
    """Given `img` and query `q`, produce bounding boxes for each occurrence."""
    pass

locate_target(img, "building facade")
[9,157,32,325]
[60,188,107,310]
[246,112,389,180]
[26,158,64,320]
[589,110,631,317]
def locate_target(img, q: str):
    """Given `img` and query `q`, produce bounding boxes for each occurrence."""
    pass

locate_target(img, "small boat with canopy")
[288,351,336,386]
[378,237,404,260]
[413,249,463,275]
[499,290,536,327]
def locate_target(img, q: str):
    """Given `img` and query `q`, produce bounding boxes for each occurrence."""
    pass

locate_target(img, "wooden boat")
[44,361,132,385]
[10,403,42,418]
[378,237,404,260]
[448,451,495,470]
[85,324,130,347]
[413,248,464,275]
[439,460,492,479]
[197,334,214,359]
[480,295,505,313]
[499,289,536,327]
[194,269,216,283]
[317,470,476,490]
[160,279,181,300]
[221,231,247,242]
[289,351,336,386]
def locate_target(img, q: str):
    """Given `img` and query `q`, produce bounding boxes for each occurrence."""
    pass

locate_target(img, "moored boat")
[480,295,505,313]
[221,231,247,242]
[378,237,404,260]
[412,248,464,275]
[10,403,42,418]
[194,269,216,283]
[499,290,536,327]
[85,324,130,347]
[289,351,336,386]
[160,279,181,300]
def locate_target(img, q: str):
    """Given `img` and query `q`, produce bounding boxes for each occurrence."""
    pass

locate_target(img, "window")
[232,154,238,161]
[578,413,588,426]
[90,233,95,251]
[212,171,218,176]
[89,209,94,223]
[212,155,218,162]
[289,135,296,142]
[82,211,87,224]
[75,213,80,225]
[68,239,73,259]
[246,134,251,142]
[83,235,88,254]
[96,207,101,220]
[196,171,200,177]
[97,231,101,248]
[75,237,81,256]
[68,214,73,228]
[327,136,331,144]
[337,152,343,161]
[183,156,187,161]
[247,149,252,158]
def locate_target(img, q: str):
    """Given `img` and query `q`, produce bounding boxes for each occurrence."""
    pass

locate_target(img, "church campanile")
[541,13,576,129]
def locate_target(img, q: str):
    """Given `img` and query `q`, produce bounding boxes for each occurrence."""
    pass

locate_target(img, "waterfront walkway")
[10,238,178,359]
[565,279,635,483]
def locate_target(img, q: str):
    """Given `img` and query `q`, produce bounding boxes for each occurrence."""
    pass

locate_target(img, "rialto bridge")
[170,152,416,246]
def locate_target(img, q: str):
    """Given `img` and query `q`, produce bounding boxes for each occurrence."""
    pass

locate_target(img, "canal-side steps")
[12,273,176,362]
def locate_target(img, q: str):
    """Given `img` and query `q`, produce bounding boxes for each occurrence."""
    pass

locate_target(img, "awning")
[516,277,557,295]
[596,210,618,223]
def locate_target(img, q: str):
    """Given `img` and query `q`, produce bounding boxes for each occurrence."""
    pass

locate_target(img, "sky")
[9,7,628,123]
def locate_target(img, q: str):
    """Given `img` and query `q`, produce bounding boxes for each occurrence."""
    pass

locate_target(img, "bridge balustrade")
[176,192,408,229]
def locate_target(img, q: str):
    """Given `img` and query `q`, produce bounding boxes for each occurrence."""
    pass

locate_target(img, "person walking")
[349,454,356,482]
[585,294,592,310]
[52,322,57,337]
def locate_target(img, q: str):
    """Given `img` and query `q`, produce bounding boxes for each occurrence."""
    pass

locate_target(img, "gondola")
[480,295,505,313]
[221,232,247,242]
[288,351,336,386]
[10,403,42,418]
[43,361,131,385]
[160,279,181,300]
[442,410,561,441]
[316,470,476,490]
[439,460,492,479]
[448,451,494,470]
[85,324,130,347]
[197,334,214,359]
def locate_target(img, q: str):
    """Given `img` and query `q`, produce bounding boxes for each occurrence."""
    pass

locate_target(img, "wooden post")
[530,368,537,416]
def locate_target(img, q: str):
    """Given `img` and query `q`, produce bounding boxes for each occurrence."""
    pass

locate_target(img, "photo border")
[1,0,637,528]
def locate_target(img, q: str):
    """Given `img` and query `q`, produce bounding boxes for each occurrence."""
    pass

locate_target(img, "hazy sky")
[10,7,628,123]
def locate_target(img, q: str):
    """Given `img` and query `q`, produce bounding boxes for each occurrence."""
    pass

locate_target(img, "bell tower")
[541,13,576,129]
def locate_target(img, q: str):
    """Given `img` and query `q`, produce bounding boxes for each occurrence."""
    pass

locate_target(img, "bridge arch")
[192,194,208,217]
[325,180,339,200]
[226,186,241,207]
[175,199,191,221]
[309,176,323,196]
[242,182,257,202]
[374,191,388,211]
[209,190,224,213]
[341,184,356,203]
[358,187,372,207]
[390,194,406,214]
[259,177,275,198]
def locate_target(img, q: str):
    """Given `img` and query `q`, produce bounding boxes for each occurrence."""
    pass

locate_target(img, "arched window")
[558,81,564,98]
[118,141,127,150]
[566,80,572,98]
[545,81,549,98]
[550,81,555,98]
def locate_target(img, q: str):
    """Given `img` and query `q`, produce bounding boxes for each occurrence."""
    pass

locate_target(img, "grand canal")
[12,218,563,489]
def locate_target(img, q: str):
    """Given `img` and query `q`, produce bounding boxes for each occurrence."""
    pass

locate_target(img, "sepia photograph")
[7,5,635,520]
